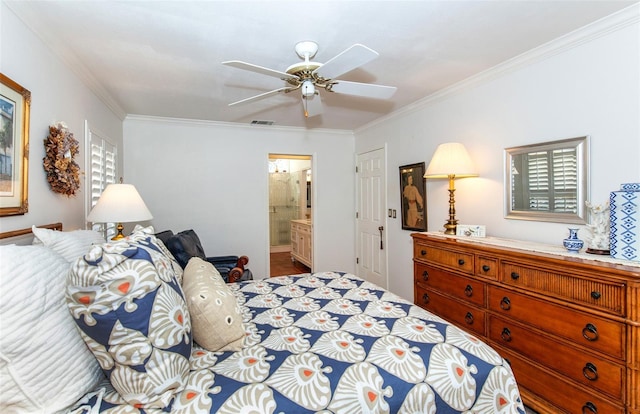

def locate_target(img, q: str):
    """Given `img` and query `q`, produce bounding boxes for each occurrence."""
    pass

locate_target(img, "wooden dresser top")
[412,231,640,278]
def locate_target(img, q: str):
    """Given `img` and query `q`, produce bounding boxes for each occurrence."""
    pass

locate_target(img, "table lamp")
[424,142,478,235]
[87,183,153,240]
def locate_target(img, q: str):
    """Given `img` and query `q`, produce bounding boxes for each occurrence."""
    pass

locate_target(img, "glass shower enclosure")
[268,171,300,248]
[268,155,312,252]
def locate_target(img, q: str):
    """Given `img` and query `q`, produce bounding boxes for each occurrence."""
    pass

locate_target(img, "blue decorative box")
[610,185,640,262]
[620,183,640,191]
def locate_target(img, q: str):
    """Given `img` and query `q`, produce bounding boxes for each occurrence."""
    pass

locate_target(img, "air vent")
[250,120,274,125]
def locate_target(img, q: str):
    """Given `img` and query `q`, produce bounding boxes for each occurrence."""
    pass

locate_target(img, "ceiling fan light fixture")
[302,80,315,97]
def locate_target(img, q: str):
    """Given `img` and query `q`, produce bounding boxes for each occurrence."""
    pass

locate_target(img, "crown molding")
[5,1,128,121]
[356,4,640,135]
[8,1,637,132]
[124,114,354,136]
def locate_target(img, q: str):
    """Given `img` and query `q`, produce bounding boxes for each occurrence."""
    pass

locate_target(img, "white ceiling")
[7,0,637,130]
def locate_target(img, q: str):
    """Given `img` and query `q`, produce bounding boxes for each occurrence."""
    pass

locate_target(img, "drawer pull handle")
[582,401,597,414]
[422,293,430,304]
[422,271,429,281]
[591,291,601,300]
[465,312,474,324]
[500,297,511,311]
[458,258,465,266]
[464,284,473,297]
[421,250,427,256]
[482,264,490,272]
[501,327,512,342]
[510,272,520,280]
[582,323,599,342]
[582,362,598,381]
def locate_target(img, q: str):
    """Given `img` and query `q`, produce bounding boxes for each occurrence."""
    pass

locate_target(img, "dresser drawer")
[292,222,310,234]
[489,315,624,400]
[476,255,498,279]
[488,285,624,359]
[501,261,626,316]
[415,286,485,336]
[415,264,485,307]
[414,242,474,274]
[496,345,624,414]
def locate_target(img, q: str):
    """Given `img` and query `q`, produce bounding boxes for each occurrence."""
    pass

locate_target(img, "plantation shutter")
[88,132,117,239]
[524,148,577,213]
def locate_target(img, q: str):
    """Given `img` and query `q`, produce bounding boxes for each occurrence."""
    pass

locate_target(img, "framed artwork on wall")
[0,74,30,216]
[399,162,427,231]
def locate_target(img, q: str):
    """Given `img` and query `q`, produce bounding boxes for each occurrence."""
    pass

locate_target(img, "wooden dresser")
[412,232,640,414]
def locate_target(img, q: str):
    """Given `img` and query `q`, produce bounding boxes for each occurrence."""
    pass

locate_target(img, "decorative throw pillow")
[32,225,105,262]
[182,257,245,351]
[0,245,104,413]
[66,226,192,409]
[164,229,207,269]
[154,229,174,247]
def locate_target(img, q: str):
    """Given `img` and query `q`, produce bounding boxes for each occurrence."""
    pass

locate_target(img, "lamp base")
[443,220,458,235]
[111,222,125,241]
[444,181,458,235]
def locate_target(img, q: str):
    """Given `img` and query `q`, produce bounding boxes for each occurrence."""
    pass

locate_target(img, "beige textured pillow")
[182,257,245,351]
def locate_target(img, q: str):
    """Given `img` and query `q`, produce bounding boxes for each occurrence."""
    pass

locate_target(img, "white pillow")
[32,225,105,262]
[0,245,103,413]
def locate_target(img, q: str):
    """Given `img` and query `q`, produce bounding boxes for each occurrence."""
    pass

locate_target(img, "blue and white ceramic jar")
[563,228,584,253]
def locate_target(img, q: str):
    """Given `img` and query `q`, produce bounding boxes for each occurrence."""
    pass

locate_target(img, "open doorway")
[268,154,312,276]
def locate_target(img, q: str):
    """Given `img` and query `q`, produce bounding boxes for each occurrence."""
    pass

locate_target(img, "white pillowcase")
[0,245,104,413]
[32,225,105,262]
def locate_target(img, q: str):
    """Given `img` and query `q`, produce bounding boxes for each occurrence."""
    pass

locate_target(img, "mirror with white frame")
[504,136,589,224]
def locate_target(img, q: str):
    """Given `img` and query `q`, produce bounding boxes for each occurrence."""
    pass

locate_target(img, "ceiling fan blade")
[314,44,379,80]
[330,80,397,99]
[228,87,294,106]
[223,60,299,81]
[302,93,323,118]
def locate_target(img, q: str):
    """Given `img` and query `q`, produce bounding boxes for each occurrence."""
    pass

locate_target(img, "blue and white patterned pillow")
[66,226,191,409]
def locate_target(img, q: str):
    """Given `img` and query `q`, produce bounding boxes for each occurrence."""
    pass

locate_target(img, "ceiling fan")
[223,41,397,118]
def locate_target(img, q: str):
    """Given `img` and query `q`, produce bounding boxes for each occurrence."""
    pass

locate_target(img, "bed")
[0,224,524,413]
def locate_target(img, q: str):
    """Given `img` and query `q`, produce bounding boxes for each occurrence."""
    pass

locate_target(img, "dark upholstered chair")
[156,229,252,283]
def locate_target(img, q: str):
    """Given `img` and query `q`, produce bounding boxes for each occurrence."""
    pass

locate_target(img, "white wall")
[355,8,640,301]
[5,1,637,304]
[123,116,355,279]
[0,3,123,233]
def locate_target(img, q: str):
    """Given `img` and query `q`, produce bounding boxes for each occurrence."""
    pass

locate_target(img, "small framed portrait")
[399,162,427,231]
[0,74,30,216]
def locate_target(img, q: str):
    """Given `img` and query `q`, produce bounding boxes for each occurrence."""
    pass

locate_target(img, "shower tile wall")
[269,172,300,246]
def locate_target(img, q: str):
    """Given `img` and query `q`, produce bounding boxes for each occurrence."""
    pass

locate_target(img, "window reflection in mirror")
[505,136,589,224]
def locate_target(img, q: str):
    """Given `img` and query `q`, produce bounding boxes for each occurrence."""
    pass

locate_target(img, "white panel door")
[356,148,387,289]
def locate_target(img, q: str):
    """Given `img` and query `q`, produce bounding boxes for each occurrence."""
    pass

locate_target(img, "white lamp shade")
[87,184,153,223]
[424,142,479,178]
